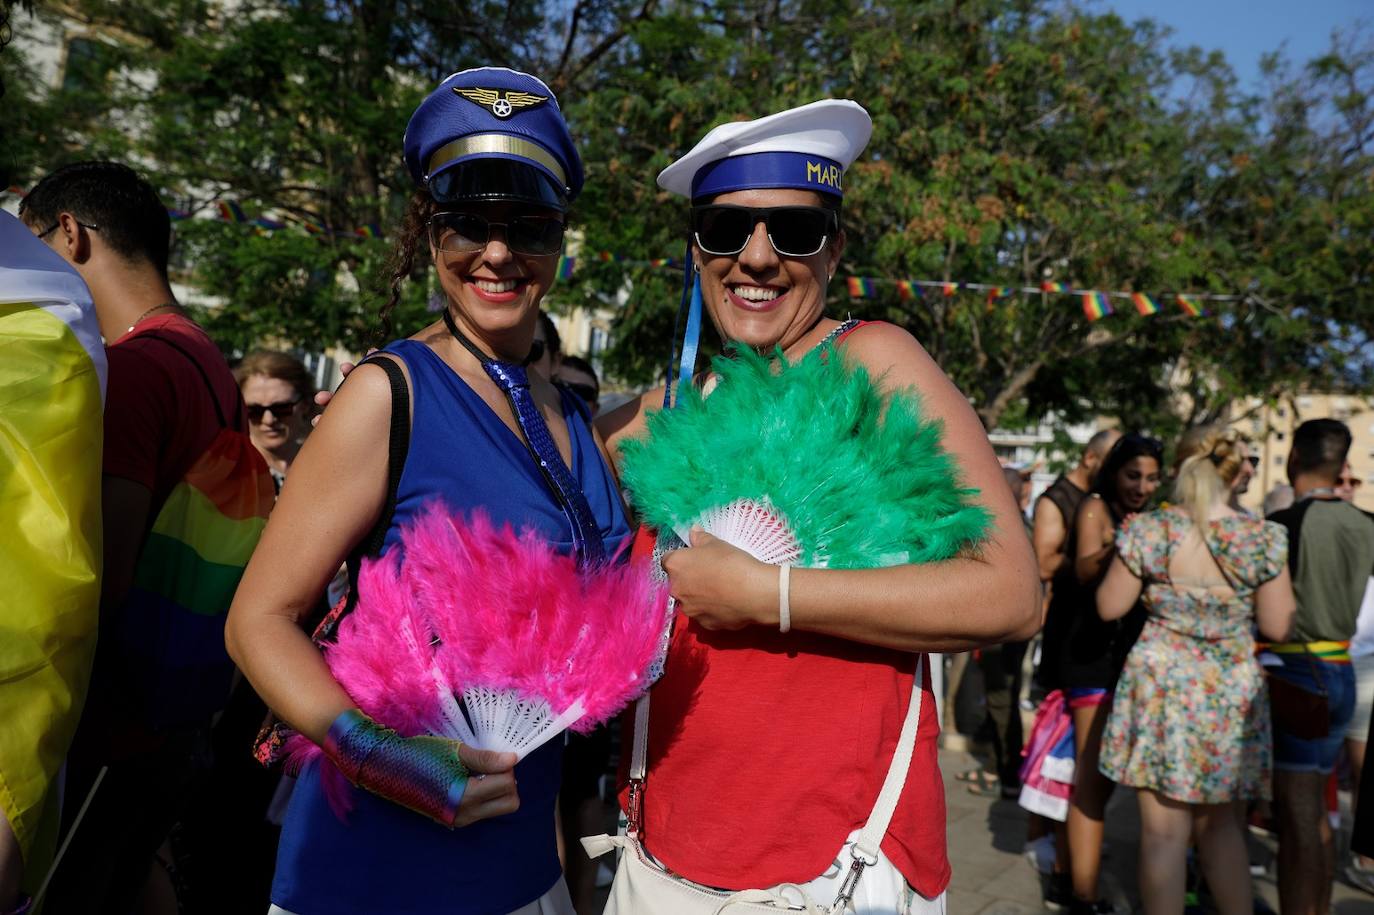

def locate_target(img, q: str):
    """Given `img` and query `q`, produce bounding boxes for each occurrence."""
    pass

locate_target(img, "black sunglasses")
[36,220,100,239]
[560,381,598,406]
[246,396,303,423]
[691,205,838,258]
[429,211,565,257]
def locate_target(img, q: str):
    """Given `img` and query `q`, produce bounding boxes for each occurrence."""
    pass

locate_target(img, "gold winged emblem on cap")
[453,86,549,119]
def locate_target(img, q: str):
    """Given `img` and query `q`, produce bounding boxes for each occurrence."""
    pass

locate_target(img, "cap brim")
[430,159,569,211]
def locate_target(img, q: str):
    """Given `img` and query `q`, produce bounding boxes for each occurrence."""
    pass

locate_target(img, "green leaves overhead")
[6,0,1370,435]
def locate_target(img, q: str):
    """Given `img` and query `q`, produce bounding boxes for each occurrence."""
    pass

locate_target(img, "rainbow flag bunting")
[1082,291,1112,321]
[301,220,326,235]
[942,282,958,297]
[1176,294,1205,317]
[895,280,918,301]
[1041,281,1067,293]
[1131,292,1161,316]
[987,285,1012,305]
[253,217,286,231]
[596,251,620,263]
[846,276,875,298]
[167,208,191,222]
[649,258,675,269]
[216,200,247,223]
[556,256,576,279]
[354,223,382,239]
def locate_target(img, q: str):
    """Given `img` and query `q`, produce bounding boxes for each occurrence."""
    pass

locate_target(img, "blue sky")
[1099,0,1369,90]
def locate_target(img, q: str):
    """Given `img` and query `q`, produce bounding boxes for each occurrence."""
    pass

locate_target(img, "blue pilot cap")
[657,99,872,202]
[403,67,583,211]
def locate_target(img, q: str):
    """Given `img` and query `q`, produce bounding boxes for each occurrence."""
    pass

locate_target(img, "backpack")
[116,333,274,729]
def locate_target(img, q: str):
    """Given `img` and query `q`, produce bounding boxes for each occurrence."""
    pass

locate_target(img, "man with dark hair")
[21,161,262,912]
[1025,427,1117,908]
[1268,418,1374,915]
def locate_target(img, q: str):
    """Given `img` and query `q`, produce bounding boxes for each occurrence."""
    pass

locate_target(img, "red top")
[620,320,950,896]
[104,313,244,510]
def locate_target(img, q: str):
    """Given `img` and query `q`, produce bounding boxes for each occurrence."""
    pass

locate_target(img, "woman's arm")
[1097,555,1143,621]
[226,359,519,825]
[596,385,662,474]
[1074,496,1116,585]
[660,324,1041,651]
[1255,565,1297,643]
[226,361,395,742]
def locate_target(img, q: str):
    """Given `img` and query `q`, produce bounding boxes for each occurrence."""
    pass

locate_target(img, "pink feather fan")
[286,503,667,816]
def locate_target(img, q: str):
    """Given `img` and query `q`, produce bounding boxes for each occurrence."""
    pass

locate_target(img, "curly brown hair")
[378,190,437,342]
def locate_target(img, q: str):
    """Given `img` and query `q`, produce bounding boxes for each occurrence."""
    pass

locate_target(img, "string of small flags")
[0,186,1236,317]
[841,276,1230,319]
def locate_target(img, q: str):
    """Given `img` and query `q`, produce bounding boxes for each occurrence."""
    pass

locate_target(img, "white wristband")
[778,563,792,633]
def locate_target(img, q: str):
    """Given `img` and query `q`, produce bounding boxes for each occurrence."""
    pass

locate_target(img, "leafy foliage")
[5,0,1370,432]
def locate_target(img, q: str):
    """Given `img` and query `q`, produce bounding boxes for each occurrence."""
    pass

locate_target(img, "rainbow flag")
[217,200,247,223]
[1082,291,1112,321]
[1177,294,1206,317]
[987,285,1012,305]
[354,223,382,239]
[895,280,918,301]
[253,216,286,231]
[649,258,675,269]
[597,251,619,263]
[0,213,107,891]
[1041,281,1067,293]
[942,282,958,297]
[167,208,191,222]
[556,256,576,279]
[1131,292,1161,316]
[119,388,273,728]
[846,276,875,298]
[301,220,327,235]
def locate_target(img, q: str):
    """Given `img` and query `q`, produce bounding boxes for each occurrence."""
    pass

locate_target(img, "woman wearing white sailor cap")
[595,101,1040,912]
[228,66,630,914]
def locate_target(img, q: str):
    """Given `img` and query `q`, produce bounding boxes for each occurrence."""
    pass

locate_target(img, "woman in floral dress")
[1097,427,1296,915]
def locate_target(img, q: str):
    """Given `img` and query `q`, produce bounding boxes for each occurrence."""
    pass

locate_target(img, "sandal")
[955,768,997,787]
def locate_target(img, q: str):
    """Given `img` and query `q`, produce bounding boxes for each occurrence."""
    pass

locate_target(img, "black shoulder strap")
[338,354,411,622]
[132,331,237,429]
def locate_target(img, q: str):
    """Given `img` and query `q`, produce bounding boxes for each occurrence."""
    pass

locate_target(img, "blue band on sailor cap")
[690,151,845,201]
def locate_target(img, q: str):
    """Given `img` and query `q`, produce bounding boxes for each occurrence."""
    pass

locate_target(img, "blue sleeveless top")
[272,340,632,914]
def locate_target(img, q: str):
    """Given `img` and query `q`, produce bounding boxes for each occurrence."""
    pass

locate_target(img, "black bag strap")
[133,332,241,429]
[335,354,411,627]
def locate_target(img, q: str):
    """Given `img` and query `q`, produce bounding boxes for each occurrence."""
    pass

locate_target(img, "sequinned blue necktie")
[444,310,605,567]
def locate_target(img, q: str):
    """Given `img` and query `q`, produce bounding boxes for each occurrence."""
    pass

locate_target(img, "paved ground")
[939,744,1374,914]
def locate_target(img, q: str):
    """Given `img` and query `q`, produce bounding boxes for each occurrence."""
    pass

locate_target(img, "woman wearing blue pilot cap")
[226,67,630,914]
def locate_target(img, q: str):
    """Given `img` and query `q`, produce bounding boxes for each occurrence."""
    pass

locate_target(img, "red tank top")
[619,321,949,896]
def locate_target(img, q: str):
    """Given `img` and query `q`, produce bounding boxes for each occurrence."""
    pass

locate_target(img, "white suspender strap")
[625,692,651,837]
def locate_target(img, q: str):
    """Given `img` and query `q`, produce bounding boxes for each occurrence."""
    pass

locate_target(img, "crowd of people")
[2,59,1373,915]
[959,422,1374,914]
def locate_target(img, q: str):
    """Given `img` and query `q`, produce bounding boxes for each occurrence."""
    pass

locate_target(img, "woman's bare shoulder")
[596,385,664,459]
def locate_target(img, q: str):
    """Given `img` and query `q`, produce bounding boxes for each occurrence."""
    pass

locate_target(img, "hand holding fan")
[287,505,668,818]
[621,342,989,571]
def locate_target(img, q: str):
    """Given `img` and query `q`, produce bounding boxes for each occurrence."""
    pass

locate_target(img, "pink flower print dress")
[1099,506,1287,803]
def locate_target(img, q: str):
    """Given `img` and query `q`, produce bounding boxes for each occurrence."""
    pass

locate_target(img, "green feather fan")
[619,343,991,569]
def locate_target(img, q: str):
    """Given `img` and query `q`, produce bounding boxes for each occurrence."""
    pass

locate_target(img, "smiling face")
[694,188,844,352]
[1115,455,1163,512]
[430,202,562,353]
[241,374,309,454]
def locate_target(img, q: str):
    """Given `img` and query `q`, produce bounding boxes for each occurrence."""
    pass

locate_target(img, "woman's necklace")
[127,302,179,334]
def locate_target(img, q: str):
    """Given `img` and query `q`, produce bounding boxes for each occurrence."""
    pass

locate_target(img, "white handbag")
[582,656,925,914]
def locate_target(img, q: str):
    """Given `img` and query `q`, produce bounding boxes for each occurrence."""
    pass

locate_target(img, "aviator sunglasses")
[428,211,565,257]
[692,205,839,258]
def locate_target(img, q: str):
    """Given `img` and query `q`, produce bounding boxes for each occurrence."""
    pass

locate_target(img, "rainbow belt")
[1265,641,1352,663]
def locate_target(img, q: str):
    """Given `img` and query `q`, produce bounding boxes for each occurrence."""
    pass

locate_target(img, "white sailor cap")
[657,99,873,202]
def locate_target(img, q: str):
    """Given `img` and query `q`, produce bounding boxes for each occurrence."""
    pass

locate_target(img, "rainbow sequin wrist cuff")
[3,896,32,915]
[323,708,469,826]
